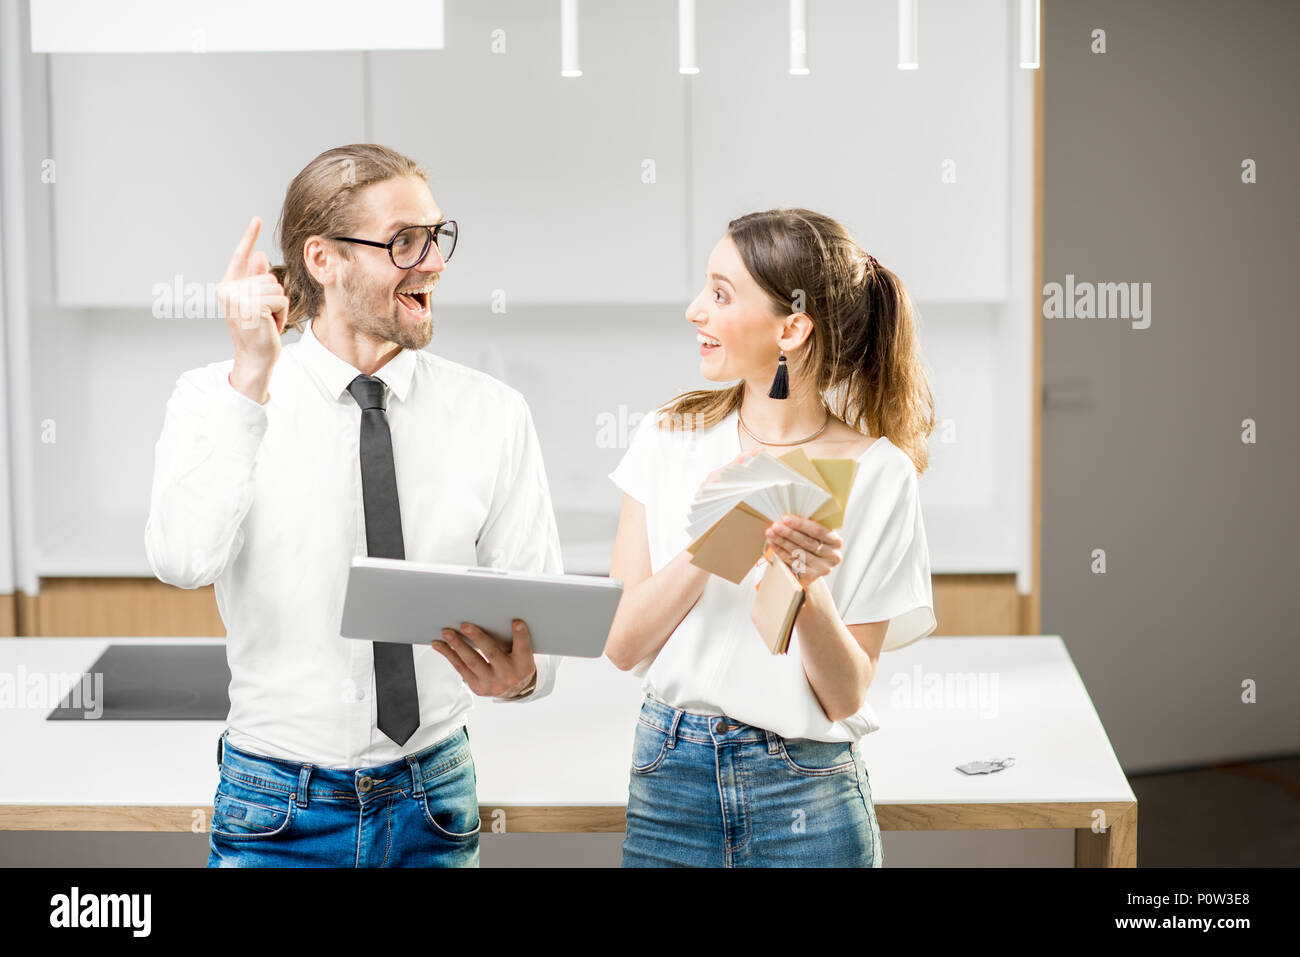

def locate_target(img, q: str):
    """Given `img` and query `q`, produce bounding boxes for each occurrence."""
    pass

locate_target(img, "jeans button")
[715,720,731,734]
[358,775,373,793]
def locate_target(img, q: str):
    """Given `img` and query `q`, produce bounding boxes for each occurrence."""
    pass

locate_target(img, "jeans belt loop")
[666,709,682,750]
[295,764,313,809]
[407,754,426,800]
[765,730,781,755]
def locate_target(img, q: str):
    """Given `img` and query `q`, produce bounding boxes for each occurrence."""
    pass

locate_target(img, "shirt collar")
[297,316,417,405]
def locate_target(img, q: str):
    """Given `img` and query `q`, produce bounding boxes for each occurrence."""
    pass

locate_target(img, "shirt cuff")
[212,371,270,461]
[494,669,537,702]
[227,371,269,407]
[493,654,558,703]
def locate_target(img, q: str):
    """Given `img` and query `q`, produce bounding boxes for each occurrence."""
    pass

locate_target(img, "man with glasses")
[145,144,563,867]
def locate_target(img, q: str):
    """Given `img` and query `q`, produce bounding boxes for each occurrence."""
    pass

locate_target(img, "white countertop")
[0,636,1134,810]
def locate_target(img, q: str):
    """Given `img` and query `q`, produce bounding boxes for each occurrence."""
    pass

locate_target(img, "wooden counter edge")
[0,799,1136,852]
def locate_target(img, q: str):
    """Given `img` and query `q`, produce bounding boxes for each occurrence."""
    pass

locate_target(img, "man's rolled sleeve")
[144,364,268,589]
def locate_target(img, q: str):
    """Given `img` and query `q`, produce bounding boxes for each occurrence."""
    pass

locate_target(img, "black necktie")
[347,374,420,746]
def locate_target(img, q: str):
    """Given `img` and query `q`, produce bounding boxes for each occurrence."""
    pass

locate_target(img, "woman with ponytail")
[605,208,938,867]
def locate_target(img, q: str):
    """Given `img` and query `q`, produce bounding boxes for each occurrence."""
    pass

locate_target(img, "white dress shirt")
[609,406,936,741]
[145,317,564,768]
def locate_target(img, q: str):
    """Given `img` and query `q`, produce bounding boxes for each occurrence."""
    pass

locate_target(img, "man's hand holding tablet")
[338,558,622,690]
[433,619,538,699]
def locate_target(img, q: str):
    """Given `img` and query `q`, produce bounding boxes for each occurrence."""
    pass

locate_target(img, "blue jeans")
[206,726,480,867]
[621,695,883,867]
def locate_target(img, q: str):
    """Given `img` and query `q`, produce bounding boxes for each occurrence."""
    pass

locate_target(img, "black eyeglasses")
[330,220,458,269]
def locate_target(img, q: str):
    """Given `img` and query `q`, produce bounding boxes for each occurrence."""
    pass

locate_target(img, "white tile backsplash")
[37,300,1022,578]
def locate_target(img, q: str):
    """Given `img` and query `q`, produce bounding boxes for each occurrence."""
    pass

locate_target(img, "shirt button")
[357,776,373,793]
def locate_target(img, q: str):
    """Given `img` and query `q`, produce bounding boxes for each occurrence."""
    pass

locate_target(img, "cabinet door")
[689,0,1010,302]
[50,52,366,307]
[369,0,689,305]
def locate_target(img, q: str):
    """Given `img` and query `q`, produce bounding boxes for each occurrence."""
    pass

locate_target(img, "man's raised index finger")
[223,216,261,282]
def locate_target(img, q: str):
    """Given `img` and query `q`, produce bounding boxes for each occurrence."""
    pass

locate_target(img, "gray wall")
[1041,0,1300,771]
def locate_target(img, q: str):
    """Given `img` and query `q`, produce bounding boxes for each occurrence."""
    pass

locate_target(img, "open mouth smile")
[396,280,436,317]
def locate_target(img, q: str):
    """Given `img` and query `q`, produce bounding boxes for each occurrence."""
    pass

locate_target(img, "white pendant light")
[898,0,918,70]
[789,0,809,75]
[1018,0,1040,69]
[561,0,581,77]
[679,0,699,74]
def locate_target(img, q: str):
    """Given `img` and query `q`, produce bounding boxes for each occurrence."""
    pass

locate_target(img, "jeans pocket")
[776,737,857,776]
[418,754,481,842]
[629,718,670,775]
[210,778,295,841]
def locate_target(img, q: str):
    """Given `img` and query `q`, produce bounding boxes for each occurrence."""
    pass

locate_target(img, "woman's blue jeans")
[621,695,884,867]
[206,726,480,867]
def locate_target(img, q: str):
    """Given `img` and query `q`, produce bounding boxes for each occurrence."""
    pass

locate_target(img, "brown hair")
[657,208,936,475]
[268,144,428,335]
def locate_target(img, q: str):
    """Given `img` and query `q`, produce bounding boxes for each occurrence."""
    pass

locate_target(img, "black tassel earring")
[768,351,790,399]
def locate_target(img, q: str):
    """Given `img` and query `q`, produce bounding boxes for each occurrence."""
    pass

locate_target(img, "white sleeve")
[475,392,565,703]
[143,364,269,589]
[837,460,937,652]
[607,408,662,505]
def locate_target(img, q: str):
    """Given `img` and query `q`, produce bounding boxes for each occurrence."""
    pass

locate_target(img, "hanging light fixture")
[898,0,918,70]
[561,0,581,77]
[1018,0,1040,68]
[679,0,699,74]
[789,0,808,75]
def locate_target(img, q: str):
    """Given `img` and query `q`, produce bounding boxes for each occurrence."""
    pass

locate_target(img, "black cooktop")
[47,643,230,721]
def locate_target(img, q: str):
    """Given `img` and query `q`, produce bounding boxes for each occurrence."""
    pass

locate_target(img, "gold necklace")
[737,405,831,447]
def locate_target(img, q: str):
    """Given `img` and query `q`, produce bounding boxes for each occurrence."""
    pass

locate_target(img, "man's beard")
[340,269,433,351]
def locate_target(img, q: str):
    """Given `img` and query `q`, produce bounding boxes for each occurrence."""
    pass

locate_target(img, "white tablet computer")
[339,556,623,658]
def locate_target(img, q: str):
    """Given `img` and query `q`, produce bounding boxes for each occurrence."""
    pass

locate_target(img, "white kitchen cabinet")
[368,0,691,305]
[49,51,366,308]
[689,0,1011,302]
[48,0,1009,309]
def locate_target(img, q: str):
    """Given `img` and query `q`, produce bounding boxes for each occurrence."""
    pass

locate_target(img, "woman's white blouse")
[608,405,937,741]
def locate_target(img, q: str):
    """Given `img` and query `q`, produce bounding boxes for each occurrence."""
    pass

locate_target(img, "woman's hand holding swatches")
[764,514,843,587]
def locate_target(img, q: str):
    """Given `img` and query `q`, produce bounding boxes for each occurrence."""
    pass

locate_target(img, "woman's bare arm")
[794,577,889,721]
[603,493,713,671]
